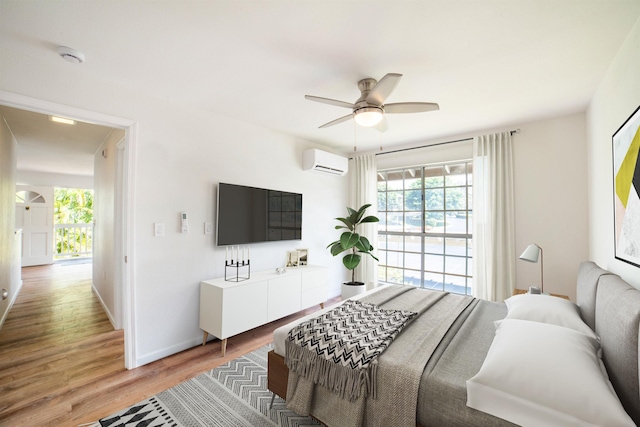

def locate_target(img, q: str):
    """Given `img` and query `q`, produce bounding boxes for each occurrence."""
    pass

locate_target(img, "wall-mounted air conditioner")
[302,149,348,176]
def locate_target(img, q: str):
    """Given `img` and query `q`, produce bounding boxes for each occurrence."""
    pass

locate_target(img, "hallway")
[0,262,123,425]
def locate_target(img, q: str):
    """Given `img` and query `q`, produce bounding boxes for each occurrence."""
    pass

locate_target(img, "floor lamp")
[519,243,543,293]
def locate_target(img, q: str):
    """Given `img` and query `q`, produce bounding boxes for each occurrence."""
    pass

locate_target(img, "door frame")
[0,90,138,369]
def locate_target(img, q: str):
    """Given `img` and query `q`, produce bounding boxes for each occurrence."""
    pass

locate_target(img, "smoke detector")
[57,46,85,64]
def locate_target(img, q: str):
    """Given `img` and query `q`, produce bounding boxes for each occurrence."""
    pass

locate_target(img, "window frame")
[377,161,473,295]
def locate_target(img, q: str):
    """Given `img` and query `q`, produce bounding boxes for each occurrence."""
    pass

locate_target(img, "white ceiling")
[0,105,114,176]
[1,0,640,174]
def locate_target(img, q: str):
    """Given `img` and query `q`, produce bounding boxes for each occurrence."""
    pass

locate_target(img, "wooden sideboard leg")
[202,331,208,346]
[221,338,227,357]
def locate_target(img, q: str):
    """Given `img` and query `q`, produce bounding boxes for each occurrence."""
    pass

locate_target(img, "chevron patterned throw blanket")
[285,299,417,402]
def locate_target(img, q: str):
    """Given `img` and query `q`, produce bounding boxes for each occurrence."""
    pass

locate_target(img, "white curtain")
[350,154,379,286]
[472,131,516,301]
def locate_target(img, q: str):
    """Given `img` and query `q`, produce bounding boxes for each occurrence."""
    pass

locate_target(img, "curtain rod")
[374,128,520,157]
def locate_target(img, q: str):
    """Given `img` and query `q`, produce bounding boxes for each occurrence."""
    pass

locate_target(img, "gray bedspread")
[286,285,518,427]
[418,298,517,426]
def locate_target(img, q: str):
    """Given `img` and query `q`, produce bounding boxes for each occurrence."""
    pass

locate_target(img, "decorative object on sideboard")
[612,104,640,268]
[225,245,250,282]
[519,243,544,293]
[297,248,308,266]
[328,204,379,297]
[285,250,299,268]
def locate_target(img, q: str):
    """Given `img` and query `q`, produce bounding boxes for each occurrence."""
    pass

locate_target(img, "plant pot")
[341,281,366,299]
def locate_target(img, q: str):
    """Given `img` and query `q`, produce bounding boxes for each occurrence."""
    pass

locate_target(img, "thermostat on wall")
[181,212,189,233]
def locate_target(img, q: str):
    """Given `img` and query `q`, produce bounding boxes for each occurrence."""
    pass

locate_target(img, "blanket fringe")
[286,340,377,402]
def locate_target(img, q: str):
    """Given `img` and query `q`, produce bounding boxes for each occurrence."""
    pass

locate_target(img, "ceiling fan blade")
[319,114,353,128]
[366,73,402,106]
[305,95,355,109]
[384,102,440,114]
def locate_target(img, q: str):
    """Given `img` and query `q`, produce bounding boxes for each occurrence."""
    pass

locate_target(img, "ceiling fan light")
[354,107,383,127]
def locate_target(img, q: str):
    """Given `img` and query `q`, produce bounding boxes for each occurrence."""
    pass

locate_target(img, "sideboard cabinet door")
[301,268,328,308]
[267,274,301,321]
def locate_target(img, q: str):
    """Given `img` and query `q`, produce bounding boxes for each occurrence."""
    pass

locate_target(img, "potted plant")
[327,204,379,298]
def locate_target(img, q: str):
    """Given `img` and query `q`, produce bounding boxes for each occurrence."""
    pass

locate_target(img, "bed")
[267,262,640,426]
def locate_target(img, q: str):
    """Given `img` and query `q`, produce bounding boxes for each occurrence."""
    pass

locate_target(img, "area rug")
[92,345,319,427]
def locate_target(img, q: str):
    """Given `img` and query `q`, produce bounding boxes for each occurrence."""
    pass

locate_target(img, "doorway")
[15,185,54,267]
[0,90,137,368]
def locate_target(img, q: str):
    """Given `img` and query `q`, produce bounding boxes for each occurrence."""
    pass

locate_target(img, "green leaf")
[357,236,371,252]
[356,204,373,223]
[335,217,354,230]
[340,232,360,249]
[342,253,361,270]
[360,215,379,224]
[365,252,379,262]
[326,240,340,249]
[357,204,371,214]
[330,242,346,256]
[347,211,360,225]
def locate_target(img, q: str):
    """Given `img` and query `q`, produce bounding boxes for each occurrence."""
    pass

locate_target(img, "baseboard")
[0,279,23,330]
[91,284,117,330]
[135,336,205,367]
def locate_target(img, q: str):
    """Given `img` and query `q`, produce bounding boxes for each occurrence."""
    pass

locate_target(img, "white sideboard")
[200,265,327,356]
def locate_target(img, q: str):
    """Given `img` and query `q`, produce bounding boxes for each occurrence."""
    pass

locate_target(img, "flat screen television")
[216,183,302,246]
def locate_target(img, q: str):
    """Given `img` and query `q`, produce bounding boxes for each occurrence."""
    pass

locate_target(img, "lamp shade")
[519,243,544,293]
[519,244,541,263]
[354,107,383,127]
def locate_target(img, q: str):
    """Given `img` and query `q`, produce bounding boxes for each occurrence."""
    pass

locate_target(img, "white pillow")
[504,293,597,339]
[467,319,635,427]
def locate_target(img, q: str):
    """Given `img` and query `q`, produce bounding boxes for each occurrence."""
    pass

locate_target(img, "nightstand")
[513,288,570,300]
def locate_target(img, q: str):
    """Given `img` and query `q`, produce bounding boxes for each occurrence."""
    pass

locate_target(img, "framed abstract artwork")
[612,105,640,268]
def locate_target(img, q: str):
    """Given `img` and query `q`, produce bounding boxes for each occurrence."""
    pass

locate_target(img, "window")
[377,162,473,295]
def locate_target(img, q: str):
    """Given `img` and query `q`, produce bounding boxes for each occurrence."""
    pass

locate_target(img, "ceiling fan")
[305,73,439,130]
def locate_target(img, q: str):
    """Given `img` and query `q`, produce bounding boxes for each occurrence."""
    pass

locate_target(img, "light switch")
[204,222,213,235]
[154,223,165,237]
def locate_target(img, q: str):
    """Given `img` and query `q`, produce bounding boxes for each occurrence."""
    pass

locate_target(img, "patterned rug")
[93,345,319,427]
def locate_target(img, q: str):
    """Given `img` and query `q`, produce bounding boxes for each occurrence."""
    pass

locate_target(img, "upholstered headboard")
[576,261,613,330]
[576,262,640,425]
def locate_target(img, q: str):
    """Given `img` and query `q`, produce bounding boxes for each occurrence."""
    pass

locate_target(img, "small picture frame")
[297,248,308,266]
[285,250,300,268]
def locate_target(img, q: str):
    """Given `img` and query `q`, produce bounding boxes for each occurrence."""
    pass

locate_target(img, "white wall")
[0,48,348,367]
[0,112,20,327]
[16,170,93,189]
[93,129,125,328]
[587,16,640,289]
[512,113,589,300]
[131,105,349,365]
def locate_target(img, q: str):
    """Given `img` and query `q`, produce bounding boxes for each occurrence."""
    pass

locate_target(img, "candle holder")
[225,259,250,282]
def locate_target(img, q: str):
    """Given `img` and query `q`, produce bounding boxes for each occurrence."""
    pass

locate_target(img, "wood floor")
[0,262,337,427]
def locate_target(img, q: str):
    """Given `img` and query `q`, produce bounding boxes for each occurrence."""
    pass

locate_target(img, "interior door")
[15,185,54,267]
